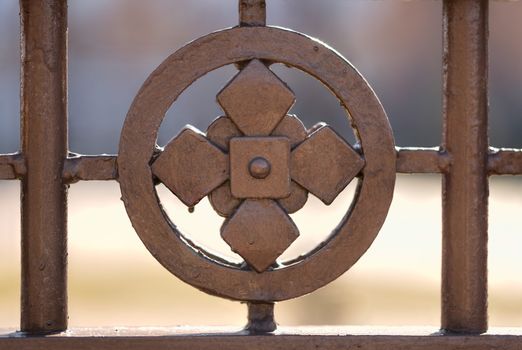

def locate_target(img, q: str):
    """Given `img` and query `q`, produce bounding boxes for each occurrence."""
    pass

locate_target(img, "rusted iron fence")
[1,0,521,349]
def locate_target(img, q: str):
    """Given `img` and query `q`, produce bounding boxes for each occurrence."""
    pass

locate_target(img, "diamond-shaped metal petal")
[152,126,228,207]
[221,199,299,272]
[291,125,365,205]
[217,59,295,136]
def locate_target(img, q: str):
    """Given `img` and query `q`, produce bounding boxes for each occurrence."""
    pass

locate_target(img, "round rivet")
[249,157,271,179]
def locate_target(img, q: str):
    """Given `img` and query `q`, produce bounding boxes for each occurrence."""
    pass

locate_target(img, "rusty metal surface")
[291,125,365,205]
[207,114,311,216]
[152,127,229,207]
[6,147,513,185]
[0,153,26,179]
[395,148,450,174]
[239,0,266,27]
[441,0,489,334]
[142,47,385,279]
[246,302,276,333]
[206,116,243,152]
[277,181,308,214]
[217,60,295,136]
[271,115,307,149]
[153,49,385,277]
[3,147,502,184]
[2,147,511,186]
[1,327,522,350]
[221,199,299,272]
[19,0,68,333]
[209,181,241,217]
[63,154,117,183]
[2,147,512,185]
[229,137,290,199]
[118,26,395,301]
[6,0,522,342]
[10,147,520,183]
[488,148,522,175]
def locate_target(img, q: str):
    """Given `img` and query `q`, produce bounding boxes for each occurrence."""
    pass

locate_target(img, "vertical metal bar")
[239,0,266,26]
[238,1,274,333]
[441,0,488,334]
[246,302,276,333]
[20,0,68,333]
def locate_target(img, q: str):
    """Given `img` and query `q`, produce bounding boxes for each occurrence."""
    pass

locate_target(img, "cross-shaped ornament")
[151,59,365,272]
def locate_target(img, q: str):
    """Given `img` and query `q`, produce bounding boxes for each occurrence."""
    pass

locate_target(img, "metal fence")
[0,0,521,349]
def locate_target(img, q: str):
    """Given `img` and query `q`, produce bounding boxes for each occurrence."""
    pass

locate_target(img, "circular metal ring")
[118,26,395,301]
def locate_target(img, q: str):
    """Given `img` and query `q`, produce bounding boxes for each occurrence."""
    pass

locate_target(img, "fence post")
[20,0,68,333]
[441,0,489,334]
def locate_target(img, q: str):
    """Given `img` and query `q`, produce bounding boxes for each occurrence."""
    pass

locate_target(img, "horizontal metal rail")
[62,153,118,183]
[395,147,450,174]
[2,148,522,182]
[0,153,25,179]
[487,148,522,175]
[0,327,521,350]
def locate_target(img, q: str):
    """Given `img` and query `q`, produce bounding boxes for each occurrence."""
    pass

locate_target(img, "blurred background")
[1,0,521,329]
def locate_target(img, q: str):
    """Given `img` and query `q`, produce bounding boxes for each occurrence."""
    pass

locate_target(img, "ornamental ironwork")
[117,1,395,332]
